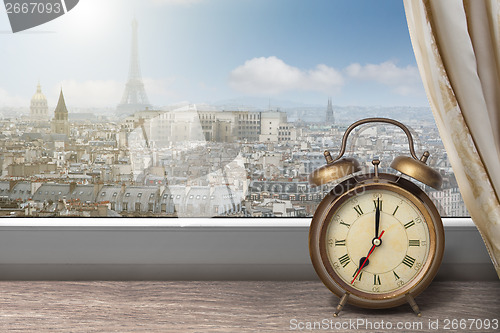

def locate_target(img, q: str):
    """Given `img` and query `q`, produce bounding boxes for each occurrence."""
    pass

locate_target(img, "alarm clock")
[308,118,445,317]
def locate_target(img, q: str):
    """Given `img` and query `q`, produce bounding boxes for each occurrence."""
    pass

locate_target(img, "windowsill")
[0,217,495,281]
[0,216,474,228]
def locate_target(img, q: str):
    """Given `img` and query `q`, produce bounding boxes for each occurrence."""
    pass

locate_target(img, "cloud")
[228,56,344,95]
[0,87,29,107]
[143,77,178,101]
[345,61,423,96]
[53,79,123,108]
[51,77,176,108]
[229,58,424,98]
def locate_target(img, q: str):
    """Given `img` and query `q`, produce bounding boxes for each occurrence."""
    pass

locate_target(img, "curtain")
[403,0,500,278]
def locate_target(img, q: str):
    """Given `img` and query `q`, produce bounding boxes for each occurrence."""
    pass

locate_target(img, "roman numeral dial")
[353,205,363,216]
[402,255,416,268]
[325,188,431,295]
[373,200,383,211]
[352,268,363,281]
[335,239,346,246]
[404,220,415,229]
[338,254,351,267]
[408,239,420,247]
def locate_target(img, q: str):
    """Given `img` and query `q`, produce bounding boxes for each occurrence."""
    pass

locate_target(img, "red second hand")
[351,230,385,284]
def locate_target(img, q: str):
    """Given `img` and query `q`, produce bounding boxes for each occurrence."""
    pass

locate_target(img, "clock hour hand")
[351,230,385,284]
[359,256,369,269]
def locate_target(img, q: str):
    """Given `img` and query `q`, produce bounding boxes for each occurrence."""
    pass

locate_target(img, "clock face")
[325,188,430,295]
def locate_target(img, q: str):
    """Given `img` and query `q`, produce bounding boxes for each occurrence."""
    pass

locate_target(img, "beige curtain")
[403,0,500,278]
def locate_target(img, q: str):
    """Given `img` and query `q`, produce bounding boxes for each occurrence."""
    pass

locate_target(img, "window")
[1,1,467,221]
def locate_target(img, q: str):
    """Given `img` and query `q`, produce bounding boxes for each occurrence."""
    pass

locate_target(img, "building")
[122,109,164,131]
[234,111,261,142]
[7,162,57,177]
[198,110,262,143]
[51,89,70,136]
[116,185,160,214]
[30,82,49,122]
[259,111,296,142]
[428,187,469,217]
[325,97,335,124]
[123,107,295,146]
[151,107,205,145]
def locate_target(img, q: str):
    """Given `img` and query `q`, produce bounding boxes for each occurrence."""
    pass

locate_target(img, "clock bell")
[309,117,442,190]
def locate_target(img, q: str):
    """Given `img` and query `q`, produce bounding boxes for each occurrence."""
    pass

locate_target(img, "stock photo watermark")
[289,318,499,331]
[3,0,79,32]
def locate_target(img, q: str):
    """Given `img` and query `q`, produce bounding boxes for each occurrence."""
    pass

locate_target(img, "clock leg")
[333,292,350,317]
[405,293,422,317]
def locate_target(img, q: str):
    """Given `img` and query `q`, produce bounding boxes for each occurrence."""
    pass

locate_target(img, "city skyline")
[0,0,429,110]
[0,103,468,218]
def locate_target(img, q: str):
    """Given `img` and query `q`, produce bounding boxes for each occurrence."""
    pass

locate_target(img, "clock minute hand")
[375,197,380,239]
[351,230,385,284]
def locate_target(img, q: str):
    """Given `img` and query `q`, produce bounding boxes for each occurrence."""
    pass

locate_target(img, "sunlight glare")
[60,0,122,41]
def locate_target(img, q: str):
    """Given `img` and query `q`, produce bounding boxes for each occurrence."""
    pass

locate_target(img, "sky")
[0,0,429,109]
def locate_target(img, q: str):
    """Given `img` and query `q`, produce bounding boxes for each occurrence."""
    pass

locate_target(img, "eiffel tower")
[117,19,151,116]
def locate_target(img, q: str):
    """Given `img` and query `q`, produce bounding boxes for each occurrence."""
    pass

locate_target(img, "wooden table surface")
[0,281,498,332]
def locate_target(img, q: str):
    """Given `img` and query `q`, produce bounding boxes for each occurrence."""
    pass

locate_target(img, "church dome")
[30,82,49,121]
[31,82,47,105]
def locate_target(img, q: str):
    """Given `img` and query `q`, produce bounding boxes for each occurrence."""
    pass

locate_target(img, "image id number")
[443,318,498,330]
[5,2,62,14]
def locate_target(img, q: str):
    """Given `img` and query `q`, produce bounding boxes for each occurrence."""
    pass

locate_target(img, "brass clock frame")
[309,172,445,310]
[308,118,443,190]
